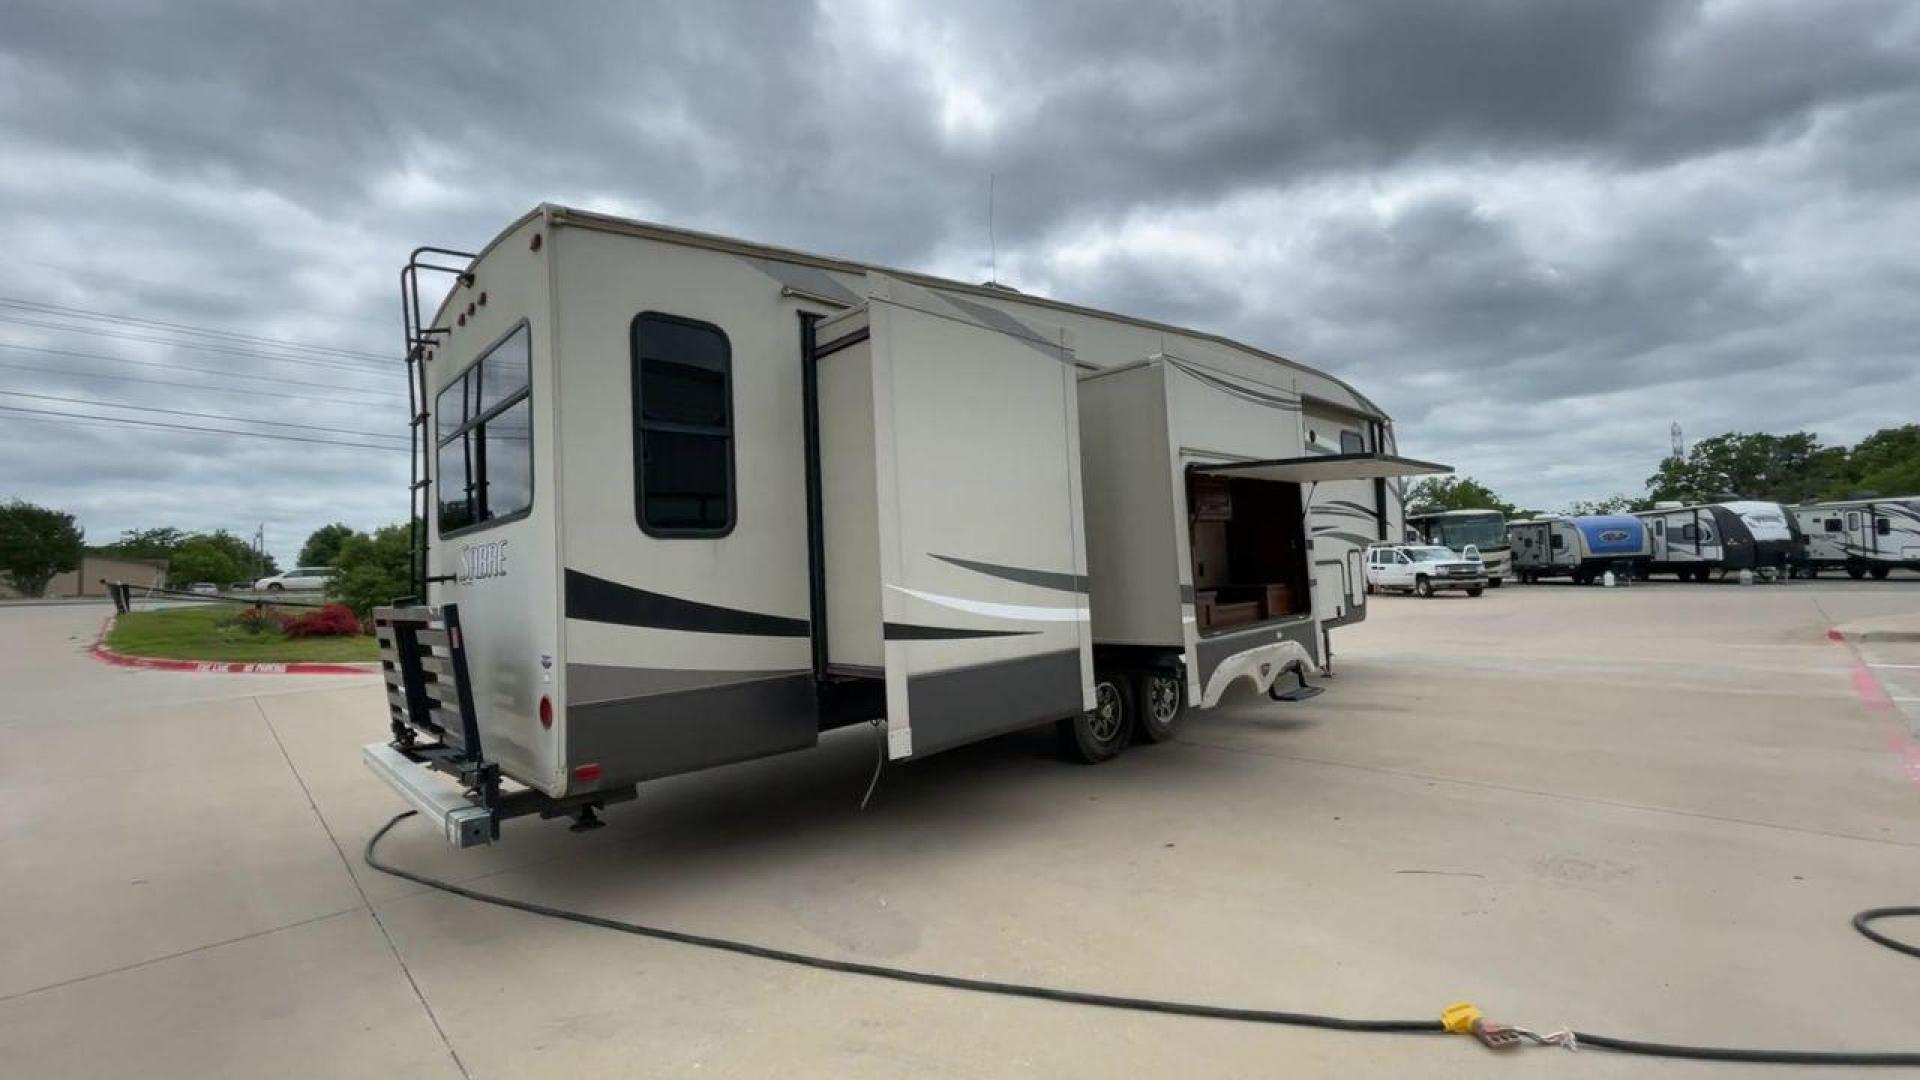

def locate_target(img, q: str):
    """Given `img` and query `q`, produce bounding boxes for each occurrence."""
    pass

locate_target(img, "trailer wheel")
[1414,576,1434,598]
[1847,566,1866,580]
[1488,577,1503,588]
[1133,671,1185,743]
[1059,673,1132,763]
[1870,567,1890,580]
[1802,566,1818,579]
[1466,586,1483,598]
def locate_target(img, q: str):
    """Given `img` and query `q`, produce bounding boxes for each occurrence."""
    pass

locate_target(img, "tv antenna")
[1670,422,1684,458]
[988,173,997,285]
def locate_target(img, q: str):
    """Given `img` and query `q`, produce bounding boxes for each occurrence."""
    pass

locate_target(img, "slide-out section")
[815,275,1092,761]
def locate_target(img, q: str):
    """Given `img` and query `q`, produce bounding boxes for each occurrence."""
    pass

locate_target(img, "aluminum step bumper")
[361,742,494,848]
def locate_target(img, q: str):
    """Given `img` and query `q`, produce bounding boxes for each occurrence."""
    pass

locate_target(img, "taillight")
[573,763,602,783]
[538,695,553,729]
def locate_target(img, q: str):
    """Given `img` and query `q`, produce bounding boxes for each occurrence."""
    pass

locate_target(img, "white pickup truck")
[1364,544,1487,598]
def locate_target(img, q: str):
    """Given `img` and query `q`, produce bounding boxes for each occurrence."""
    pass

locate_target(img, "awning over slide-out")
[1190,452,1453,484]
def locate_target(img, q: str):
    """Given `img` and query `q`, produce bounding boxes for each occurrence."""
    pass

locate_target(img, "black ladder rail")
[398,246,476,598]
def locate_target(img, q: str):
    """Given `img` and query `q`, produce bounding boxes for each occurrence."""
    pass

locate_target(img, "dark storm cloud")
[1,0,1917,546]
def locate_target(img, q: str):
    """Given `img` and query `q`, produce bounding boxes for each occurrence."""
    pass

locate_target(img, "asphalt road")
[2,581,1917,1078]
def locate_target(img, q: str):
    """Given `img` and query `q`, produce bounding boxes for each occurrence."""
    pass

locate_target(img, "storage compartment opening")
[1187,472,1311,635]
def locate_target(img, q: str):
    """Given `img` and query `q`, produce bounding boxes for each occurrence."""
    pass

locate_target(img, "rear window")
[437,322,533,536]
[632,312,734,536]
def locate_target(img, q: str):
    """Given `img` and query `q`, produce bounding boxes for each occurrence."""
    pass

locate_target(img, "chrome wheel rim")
[1090,681,1123,742]
[1147,676,1180,723]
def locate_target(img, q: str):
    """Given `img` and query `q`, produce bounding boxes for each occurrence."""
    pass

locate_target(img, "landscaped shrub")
[283,603,365,638]
[231,606,291,635]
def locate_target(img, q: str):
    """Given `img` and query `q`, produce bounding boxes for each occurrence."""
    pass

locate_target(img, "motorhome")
[366,205,1446,845]
[1793,498,1920,579]
[1508,514,1649,584]
[1634,501,1799,581]
[1405,509,1510,586]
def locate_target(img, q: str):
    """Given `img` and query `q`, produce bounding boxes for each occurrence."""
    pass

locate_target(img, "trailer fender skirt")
[1199,639,1315,709]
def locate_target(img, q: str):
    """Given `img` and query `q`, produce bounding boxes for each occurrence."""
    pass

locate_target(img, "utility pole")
[1670,422,1685,459]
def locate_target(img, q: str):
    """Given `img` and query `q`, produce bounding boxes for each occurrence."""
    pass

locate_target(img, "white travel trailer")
[1634,501,1800,581]
[366,206,1444,845]
[1793,498,1920,579]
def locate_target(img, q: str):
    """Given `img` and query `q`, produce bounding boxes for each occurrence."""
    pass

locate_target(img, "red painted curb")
[90,614,379,676]
[1827,627,1846,641]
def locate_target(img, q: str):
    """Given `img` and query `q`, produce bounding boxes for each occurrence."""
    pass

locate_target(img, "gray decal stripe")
[931,553,1088,593]
[1324,499,1377,515]
[566,664,809,706]
[1311,506,1380,522]
[1314,529,1380,548]
[564,569,809,637]
[884,622,1037,640]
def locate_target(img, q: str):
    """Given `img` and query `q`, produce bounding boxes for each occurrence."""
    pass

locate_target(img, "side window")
[633,313,733,536]
[437,323,533,536]
[1680,523,1699,543]
[1395,551,1411,564]
[1877,516,1892,536]
[1550,533,1565,550]
[1339,430,1365,454]
[1824,518,1842,533]
[1654,519,1664,536]
[1846,511,1861,531]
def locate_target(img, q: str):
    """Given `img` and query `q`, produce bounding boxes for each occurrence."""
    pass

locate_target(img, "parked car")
[1364,544,1487,597]
[254,566,335,592]
[186,582,220,595]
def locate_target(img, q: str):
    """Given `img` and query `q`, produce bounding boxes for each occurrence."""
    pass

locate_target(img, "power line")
[0,389,409,442]
[0,359,401,409]
[0,312,392,375]
[0,294,391,363]
[0,404,411,452]
[0,340,398,398]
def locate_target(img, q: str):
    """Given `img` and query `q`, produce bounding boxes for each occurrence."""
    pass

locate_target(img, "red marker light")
[538,695,553,729]
[573,763,602,783]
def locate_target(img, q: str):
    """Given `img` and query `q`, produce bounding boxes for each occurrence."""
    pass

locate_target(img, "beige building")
[2,555,168,599]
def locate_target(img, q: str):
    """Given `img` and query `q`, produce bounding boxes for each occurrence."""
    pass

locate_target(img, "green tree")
[168,534,245,587]
[1829,424,1920,498]
[1646,432,1846,504]
[0,500,85,597]
[1566,494,1653,515]
[1406,475,1519,517]
[96,526,187,560]
[298,523,360,568]
[327,523,413,617]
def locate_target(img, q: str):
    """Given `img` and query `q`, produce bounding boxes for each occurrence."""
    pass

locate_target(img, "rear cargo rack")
[369,602,636,847]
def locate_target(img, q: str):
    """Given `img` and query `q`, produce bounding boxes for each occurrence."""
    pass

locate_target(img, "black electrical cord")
[1854,907,1920,959]
[365,812,1920,1067]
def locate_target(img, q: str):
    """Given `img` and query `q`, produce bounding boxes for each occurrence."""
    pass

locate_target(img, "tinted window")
[437,322,533,536]
[1339,430,1365,454]
[1550,533,1564,549]
[1877,517,1892,536]
[481,397,533,521]
[633,313,732,535]
[1824,518,1842,533]
[476,324,531,415]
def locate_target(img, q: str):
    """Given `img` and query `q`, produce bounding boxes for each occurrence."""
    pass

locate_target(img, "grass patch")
[106,603,377,664]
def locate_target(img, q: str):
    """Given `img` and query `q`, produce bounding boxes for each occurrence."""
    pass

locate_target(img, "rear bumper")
[362,742,494,848]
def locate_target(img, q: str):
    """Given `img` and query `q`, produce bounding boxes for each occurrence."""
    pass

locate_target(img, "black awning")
[1190,452,1453,484]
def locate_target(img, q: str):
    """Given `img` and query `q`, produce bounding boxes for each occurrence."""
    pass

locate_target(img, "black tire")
[1058,673,1132,763]
[1415,576,1434,598]
[266,582,284,592]
[1133,670,1185,744]
[1365,579,1375,595]
[1466,586,1483,598]
[1871,567,1890,580]
[1488,578,1503,589]
[1848,567,1867,580]
[1804,566,1818,579]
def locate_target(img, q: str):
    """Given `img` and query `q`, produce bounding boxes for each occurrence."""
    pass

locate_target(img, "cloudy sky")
[2,0,1916,560]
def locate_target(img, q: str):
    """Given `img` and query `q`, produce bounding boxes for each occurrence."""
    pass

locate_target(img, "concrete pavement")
[3,584,1918,1077]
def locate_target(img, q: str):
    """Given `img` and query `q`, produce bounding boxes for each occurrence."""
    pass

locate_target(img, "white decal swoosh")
[889,585,1089,623]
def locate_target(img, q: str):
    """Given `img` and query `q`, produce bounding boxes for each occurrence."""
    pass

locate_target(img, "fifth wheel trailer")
[367,205,1445,845]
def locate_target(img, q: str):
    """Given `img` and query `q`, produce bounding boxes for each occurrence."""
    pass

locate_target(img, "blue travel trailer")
[1507,514,1649,584]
